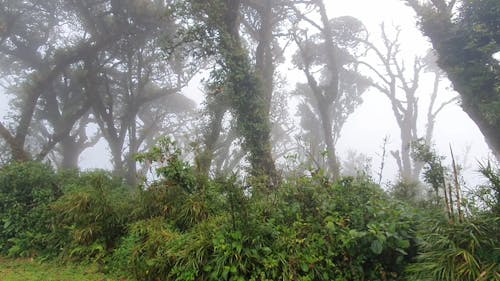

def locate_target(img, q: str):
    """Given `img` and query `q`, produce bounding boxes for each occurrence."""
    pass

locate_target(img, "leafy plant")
[50,171,132,262]
[475,161,500,215]
[115,166,418,280]
[406,216,500,281]
[0,162,61,257]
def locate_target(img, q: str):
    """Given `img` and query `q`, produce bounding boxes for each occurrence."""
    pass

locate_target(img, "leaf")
[398,239,410,249]
[301,262,309,272]
[370,239,383,255]
[326,221,335,231]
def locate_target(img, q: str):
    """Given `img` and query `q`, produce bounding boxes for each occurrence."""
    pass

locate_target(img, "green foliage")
[411,139,446,201]
[406,216,500,281]
[132,180,212,232]
[0,163,133,260]
[114,217,180,280]
[267,176,418,281]
[115,141,419,280]
[454,0,500,125]
[134,137,216,230]
[475,161,500,215]
[50,171,133,262]
[3,142,497,281]
[402,157,500,281]
[136,137,198,194]
[0,162,61,257]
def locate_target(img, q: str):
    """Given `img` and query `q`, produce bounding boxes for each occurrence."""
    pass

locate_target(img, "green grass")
[0,258,125,281]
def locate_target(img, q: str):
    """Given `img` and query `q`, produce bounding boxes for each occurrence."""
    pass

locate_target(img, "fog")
[0,0,496,188]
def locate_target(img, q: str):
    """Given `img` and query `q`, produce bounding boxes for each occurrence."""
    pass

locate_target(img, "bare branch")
[0,122,16,148]
[433,96,459,117]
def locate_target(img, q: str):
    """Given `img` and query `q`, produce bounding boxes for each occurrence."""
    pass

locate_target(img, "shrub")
[107,139,419,280]
[0,141,422,280]
[132,138,223,233]
[405,162,500,281]
[115,172,418,280]
[0,161,61,257]
[266,176,418,280]
[50,171,133,262]
[474,161,500,216]
[406,216,500,281]
[132,179,212,231]
[120,217,183,280]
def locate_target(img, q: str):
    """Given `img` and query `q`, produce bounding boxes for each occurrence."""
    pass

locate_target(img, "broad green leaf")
[370,239,383,255]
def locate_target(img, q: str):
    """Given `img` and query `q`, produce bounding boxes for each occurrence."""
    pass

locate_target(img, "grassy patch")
[0,258,123,281]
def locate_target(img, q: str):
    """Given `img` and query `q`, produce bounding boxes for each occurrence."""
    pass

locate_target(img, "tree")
[87,50,195,185]
[0,0,199,188]
[196,0,291,178]
[31,64,99,169]
[359,24,457,181]
[172,0,281,186]
[291,2,369,179]
[0,0,160,163]
[0,0,74,161]
[404,0,500,160]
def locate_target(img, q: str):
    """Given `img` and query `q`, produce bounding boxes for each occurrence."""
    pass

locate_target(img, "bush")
[0,142,427,280]
[50,170,133,262]
[114,172,418,280]
[474,161,500,216]
[104,140,419,280]
[266,176,418,280]
[118,217,182,280]
[406,216,500,281]
[0,161,61,257]
[132,179,212,231]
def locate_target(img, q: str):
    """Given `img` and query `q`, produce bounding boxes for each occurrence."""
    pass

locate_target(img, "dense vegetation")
[0,139,498,280]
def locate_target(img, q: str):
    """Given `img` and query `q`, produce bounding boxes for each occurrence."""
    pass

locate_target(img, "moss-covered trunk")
[220,0,278,186]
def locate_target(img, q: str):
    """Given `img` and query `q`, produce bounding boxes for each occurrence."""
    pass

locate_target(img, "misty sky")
[321,0,491,185]
[0,0,493,186]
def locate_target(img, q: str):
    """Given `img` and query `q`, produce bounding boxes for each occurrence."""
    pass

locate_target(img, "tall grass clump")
[406,215,499,281]
[406,147,500,281]
[50,171,133,262]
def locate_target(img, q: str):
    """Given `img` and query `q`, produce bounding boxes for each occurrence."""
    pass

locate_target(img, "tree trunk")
[400,124,414,181]
[318,103,340,179]
[109,140,125,178]
[255,0,275,115]
[408,2,500,161]
[60,137,81,170]
[198,99,225,176]
[462,101,500,161]
[221,0,279,186]
[317,0,340,180]
[126,121,138,187]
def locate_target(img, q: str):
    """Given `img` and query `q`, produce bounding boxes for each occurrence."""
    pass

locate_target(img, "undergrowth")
[0,138,498,280]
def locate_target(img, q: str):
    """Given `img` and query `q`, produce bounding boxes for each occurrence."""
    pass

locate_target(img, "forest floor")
[0,257,124,281]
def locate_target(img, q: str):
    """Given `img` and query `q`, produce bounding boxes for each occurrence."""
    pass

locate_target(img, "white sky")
[0,0,493,186]
[323,0,491,185]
